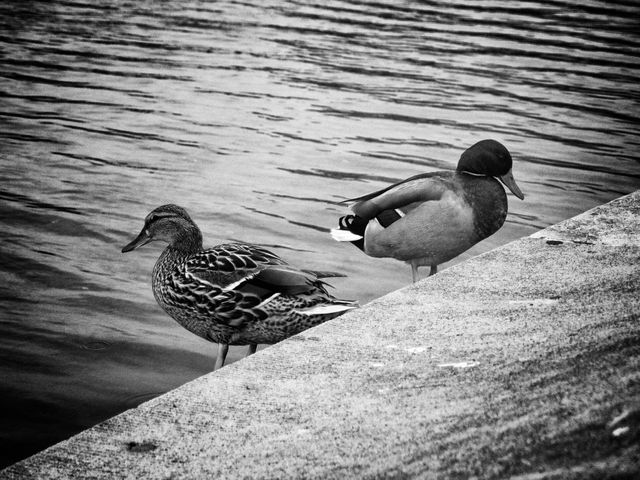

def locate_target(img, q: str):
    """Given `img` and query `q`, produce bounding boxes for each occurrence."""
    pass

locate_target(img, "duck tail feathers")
[330,229,363,242]
[331,215,367,252]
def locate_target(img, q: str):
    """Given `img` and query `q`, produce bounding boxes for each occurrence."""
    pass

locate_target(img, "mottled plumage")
[123,205,356,369]
[331,139,525,282]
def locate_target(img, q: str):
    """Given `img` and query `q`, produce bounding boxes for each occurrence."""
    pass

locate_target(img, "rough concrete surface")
[2,191,639,479]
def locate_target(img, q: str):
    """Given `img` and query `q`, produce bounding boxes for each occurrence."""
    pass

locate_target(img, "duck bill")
[121,229,152,253]
[499,169,525,200]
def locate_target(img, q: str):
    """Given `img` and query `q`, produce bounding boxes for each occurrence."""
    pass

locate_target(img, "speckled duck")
[122,204,356,369]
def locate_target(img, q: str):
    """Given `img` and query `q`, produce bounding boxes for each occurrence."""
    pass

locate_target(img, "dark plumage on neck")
[456,139,512,177]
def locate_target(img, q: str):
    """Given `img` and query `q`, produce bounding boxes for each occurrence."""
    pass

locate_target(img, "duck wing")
[163,268,267,329]
[236,266,326,296]
[184,243,287,286]
[185,243,329,296]
[348,172,452,220]
[180,243,338,328]
[167,243,289,328]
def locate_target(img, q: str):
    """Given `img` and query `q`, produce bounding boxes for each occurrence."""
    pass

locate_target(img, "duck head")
[457,139,525,200]
[121,204,203,253]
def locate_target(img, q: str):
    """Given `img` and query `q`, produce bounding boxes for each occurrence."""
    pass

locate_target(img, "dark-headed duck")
[331,139,524,282]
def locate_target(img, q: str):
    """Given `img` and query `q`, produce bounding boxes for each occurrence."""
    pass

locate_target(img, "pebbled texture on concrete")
[2,191,639,479]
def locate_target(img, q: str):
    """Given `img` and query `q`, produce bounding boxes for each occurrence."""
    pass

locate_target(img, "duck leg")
[214,342,229,370]
[410,260,420,283]
[247,344,257,356]
[410,262,437,283]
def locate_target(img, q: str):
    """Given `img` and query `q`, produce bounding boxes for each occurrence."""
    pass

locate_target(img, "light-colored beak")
[499,169,525,200]
[121,229,152,253]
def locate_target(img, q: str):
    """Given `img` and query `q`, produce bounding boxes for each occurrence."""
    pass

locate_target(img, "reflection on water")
[1,0,639,468]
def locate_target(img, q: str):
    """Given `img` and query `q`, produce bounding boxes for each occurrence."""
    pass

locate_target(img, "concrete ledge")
[3,191,639,479]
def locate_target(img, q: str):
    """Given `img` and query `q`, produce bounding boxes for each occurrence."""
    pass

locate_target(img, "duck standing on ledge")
[331,139,525,282]
[122,204,356,370]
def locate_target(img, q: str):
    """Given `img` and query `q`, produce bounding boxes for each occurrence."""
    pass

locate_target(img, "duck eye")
[147,212,177,226]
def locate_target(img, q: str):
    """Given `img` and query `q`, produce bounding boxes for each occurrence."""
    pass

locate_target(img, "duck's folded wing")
[350,173,450,219]
[161,270,267,328]
[184,243,287,286]
[171,267,316,328]
[235,266,321,296]
[212,267,325,327]
[188,262,322,306]
[175,244,305,328]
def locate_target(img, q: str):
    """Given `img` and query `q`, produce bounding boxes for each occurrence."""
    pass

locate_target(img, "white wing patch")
[223,272,258,291]
[330,229,363,242]
[256,293,280,309]
[296,304,357,316]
